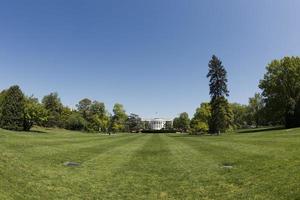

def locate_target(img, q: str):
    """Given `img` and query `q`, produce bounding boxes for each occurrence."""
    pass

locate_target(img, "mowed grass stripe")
[0,133,139,164]
[94,134,182,200]
[0,131,130,150]
[169,133,300,199]
[0,134,145,200]
[26,134,141,162]
[163,134,244,200]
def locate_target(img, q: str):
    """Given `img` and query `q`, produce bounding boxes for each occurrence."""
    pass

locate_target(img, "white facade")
[143,118,173,130]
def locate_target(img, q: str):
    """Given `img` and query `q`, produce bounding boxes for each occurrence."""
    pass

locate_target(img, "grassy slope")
[0,128,300,199]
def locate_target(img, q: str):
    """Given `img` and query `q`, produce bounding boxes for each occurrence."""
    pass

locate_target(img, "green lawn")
[1,128,300,199]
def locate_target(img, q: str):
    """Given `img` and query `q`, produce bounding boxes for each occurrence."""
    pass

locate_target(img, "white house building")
[143,118,173,130]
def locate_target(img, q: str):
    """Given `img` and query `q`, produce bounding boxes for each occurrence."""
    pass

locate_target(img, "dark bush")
[65,113,87,131]
[0,85,25,131]
[141,130,177,133]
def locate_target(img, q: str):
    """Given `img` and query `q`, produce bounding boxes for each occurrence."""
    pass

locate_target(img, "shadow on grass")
[237,126,285,134]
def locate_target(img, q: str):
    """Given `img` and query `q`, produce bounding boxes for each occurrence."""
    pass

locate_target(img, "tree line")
[0,87,145,132]
[173,55,300,134]
[1,55,300,133]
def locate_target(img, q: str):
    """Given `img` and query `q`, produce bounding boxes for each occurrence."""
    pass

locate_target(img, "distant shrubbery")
[0,85,140,133]
[141,130,177,133]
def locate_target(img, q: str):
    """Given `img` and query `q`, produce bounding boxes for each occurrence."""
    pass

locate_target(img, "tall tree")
[259,57,300,128]
[42,92,63,127]
[207,55,232,134]
[0,85,25,131]
[110,103,128,132]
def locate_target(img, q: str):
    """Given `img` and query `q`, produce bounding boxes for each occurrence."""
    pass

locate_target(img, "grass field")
[1,128,300,199]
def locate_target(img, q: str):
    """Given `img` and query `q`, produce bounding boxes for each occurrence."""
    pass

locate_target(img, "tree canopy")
[0,85,25,131]
[259,56,300,128]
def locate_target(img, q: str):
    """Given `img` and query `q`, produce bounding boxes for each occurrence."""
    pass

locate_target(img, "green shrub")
[66,113,87,131]
[0,85,25,131]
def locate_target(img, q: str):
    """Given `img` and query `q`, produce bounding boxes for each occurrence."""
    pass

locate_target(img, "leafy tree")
[173,112,190,132]
[75,99,110,132]
[110,103,128,132]
[66,112,87,130]
[230,103,249,129]
[42,92,63,127]
[248,93,264,127]
[126,113,143,132]
[60,106,73,128]
[190,103,211,134]
[23,96,48,131]
[259,57,300,128]
[207,55,232,134]
[164,121,173,130]
[0,85,25,131]
[76,98,92,119]
[143,121,151,130]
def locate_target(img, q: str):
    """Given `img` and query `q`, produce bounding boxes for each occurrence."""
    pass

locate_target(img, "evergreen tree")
[207,55,232,134]
[0,85,25,131]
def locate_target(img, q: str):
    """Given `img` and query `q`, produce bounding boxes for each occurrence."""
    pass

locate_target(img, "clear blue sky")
[0,0,300,118]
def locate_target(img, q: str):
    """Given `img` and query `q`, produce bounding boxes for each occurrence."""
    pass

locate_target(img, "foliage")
[110,103,128,132]
[76,98,92,119]
[230,103,249,129]
[210,97,233,133]
[89,101,109,132]
[190,103,211,134]
[259,56,300,128]
[164,121,173,130]
[0,85,25,131]
[65,112,87,130]
[75,99,110,132]
[42,92,64,127]
[248,93,265,127]
[23,96,48,131]
[126,113,143,132]
[207,55,232,133]
[173,112,190,132]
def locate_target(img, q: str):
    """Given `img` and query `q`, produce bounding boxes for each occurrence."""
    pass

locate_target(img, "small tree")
[173,112,190,132]
[0,85,25,131]
[23,96,48,131]
[127,113,143,132]
[190,103,211,134]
